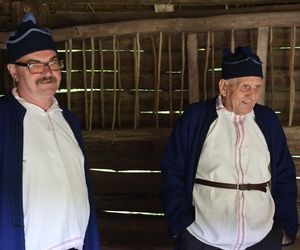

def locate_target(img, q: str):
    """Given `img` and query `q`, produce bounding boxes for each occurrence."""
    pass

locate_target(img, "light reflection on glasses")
[15,59,64,74]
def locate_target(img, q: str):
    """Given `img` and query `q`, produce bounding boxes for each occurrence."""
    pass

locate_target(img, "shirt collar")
[216,94,254,118]
[12,87,61,112]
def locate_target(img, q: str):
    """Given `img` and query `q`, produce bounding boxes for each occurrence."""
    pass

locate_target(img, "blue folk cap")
[6,12,57,63]
[221,46,263,80]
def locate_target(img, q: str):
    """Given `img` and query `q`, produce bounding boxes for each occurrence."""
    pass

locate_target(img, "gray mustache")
[36,76,57,84]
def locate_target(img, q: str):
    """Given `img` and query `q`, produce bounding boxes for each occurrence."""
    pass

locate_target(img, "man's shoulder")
[254,103,277,118]
[0,93,14,109]
[184,97,216,114]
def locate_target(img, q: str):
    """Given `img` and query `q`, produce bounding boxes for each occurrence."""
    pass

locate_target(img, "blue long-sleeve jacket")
[0,92,100,250]
[161,97,298,245]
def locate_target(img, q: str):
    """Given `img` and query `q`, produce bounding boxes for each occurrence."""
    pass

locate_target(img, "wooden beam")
[154,4,174,13]
[256,26,269,105]
[187,34,199,104]
[5,10,300,46]
[82,128,171,142]
[1,11,300,48]
[288,26,296,127]
[22,0,300,5]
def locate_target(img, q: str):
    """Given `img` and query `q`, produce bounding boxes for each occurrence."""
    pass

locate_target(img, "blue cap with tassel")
[221,46,263,80]
[6,12,57,63]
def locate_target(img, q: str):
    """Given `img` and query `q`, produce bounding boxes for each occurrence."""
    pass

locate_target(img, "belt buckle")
[236,183,240,191]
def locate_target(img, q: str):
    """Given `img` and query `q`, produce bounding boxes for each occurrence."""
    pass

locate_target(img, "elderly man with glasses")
[161,46,298,250]
[0,13,100,250]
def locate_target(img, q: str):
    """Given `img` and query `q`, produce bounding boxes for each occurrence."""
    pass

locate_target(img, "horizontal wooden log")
[2,11,300,48]
[53,27,300,51]
[27,0,300,4]
[85,140,166,170]
[98,212,171,249]
[91,171,160,195]
[94,193,162,213]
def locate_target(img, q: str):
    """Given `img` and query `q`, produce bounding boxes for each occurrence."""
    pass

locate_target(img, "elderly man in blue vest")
[0,13,100,249]
[161,46,298,250]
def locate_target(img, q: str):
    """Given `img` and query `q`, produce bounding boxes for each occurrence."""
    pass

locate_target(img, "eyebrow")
[25,56,59,64]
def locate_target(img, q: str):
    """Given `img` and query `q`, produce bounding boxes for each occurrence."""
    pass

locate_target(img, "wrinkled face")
[219,76,263,115]
[7,50,61,102]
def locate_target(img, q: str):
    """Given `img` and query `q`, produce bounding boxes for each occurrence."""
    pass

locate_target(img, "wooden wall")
[0,10,300,248]
[1,11,300,128]
[83,127,300,249]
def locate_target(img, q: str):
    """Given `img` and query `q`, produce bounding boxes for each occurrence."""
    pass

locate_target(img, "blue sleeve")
[160,108,195,238]
[270,115,298,241]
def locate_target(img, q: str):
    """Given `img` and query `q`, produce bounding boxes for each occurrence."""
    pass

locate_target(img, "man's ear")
[7,64,18,81]
[219,79,227,97]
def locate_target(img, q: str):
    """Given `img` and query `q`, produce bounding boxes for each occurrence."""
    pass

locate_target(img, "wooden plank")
[27,0,300,4]
[91,172,160,195]
[187,34,199,104]
[98,213,171,250]
[3,11,300,47]
[94,193,162,212]
[85,140,166,170]
[256,26,269,105]
[289,26,297,126]
[83,128,171,142]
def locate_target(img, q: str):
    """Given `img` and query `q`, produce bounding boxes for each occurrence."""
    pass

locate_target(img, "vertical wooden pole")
[269,27,275,110]
[99,40,105,129]
[89,37,95,131]
[65,39,72,110]
[211,32,215,97]
[203,31,210,101]
[187,34,199,104]
[134,33,141,129]
[67,39,73,110]
[64,40,69,101]
[231,29,235,52]
[289,26,296,127]
[117,38,122,128]
[82,39,88,130]
[112,35,117,130]
[168,35,173,126]
[151,37,158,125]
[180,32,185,113]
[155,32,162,128]
[256,26,269,105]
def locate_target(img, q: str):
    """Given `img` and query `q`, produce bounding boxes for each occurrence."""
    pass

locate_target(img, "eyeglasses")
[15,59,64,74]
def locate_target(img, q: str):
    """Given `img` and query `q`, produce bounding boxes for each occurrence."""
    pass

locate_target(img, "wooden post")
[65,39,72,110]
[180,32,185,113]
[99,40,105,129]
[112,35,117,130]
[134,33,141,129]
[230,29,235,52]
[289,26,296,127]
[269,27,275,110]
[168,35,173,126]
[89,37,95,131]
[203,31,210,101]
[154,32,162,128]
[187,34,199,104]
[82,39,88,130]
[256,26,269,105]
[150,36,158,125]
[211,32,215,97]
[117,39,122,128]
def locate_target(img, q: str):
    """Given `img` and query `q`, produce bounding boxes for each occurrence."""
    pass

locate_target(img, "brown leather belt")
[194,178,268,193]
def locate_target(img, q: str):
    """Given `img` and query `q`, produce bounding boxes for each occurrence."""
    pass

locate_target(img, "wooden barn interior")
[0,0,300,249]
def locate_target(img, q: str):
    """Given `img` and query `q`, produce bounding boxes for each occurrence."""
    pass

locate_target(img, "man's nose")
[246,87,259,99]
[42,64,53,76]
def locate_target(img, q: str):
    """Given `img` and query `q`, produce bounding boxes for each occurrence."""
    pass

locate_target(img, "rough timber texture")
[83,127,300,249]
